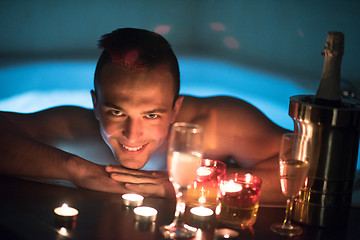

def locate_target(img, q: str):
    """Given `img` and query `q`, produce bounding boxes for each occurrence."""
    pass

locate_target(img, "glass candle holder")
[186,159,226,210]
[218,173,262,229]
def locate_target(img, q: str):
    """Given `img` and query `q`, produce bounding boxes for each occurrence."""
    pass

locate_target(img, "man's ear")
[172,95,184,123]
[90,90,100,120]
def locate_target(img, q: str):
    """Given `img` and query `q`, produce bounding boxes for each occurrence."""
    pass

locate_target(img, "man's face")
[92,63,182,169]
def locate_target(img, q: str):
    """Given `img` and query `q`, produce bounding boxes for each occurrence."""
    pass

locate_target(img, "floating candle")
[196,167,212,176]
[122,193,144,207]
[54,203,78,217]
[133,206,158,222]
[220,180,242,193]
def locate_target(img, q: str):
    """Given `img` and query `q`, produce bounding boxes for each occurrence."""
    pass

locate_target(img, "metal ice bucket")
[289,95,360,227]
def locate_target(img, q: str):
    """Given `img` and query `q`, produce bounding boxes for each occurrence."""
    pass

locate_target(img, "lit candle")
[190,206,214,217]
[214,228,239,239]
[220,180,242,193]
[54,203,78,217]
[197,167,212,176]
[133,206,158,222]
[122,193,144,207]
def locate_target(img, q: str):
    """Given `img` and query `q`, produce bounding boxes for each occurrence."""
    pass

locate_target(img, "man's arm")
[0,107,128,194]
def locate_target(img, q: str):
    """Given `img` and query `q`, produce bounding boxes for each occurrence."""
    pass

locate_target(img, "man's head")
[91,28,183,169]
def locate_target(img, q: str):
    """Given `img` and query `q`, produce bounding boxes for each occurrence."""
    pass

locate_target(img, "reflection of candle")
[220,180,242,193]
[190,206,214,217]
[122,193,144,207]
[134,206,158,222]
[58,227,68,236]
[54,203,79,217]
[214,228,239,239]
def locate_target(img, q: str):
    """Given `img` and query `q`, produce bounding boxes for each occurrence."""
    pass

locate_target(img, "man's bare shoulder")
[179,95,263,120]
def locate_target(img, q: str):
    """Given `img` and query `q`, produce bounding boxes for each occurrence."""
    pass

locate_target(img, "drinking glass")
[271,133,309,236]
[160,122,204,238]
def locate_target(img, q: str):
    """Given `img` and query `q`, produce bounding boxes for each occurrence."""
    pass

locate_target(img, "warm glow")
[54,203,78,217]
[198,195,206,204]
[197,167,212,176]
[190,206,214,217]
[134,206,158,217]
[58,227,68,236]
[221,180,242,193]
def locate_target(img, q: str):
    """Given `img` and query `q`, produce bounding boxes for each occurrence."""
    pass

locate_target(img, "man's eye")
[111,110,124,116]
[146,114,159,119]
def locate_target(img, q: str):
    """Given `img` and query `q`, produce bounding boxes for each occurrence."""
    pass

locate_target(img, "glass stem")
[282,197,294,229]
[173,187,187,225]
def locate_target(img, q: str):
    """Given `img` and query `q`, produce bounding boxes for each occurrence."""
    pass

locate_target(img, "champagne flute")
[271,133,309,237]
[160,122,203,238]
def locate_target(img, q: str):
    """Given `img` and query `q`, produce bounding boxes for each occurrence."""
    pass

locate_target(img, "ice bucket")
[289,95,360,227]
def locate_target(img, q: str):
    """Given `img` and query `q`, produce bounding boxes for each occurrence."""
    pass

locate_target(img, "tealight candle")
[133,206,158,222]
[214,228,239,239]
[54,203,79,217]
[190,206,214,217]
[54,203,78,229]
[189,206,214,229]
[122,193,144,207]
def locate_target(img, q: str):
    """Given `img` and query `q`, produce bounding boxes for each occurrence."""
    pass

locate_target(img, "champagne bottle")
[314,31,344,107]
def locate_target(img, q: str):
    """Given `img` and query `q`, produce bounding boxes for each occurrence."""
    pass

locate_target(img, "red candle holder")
[218,173,262,229]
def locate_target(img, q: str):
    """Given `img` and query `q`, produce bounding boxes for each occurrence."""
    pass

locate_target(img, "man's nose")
[122,118,143,141]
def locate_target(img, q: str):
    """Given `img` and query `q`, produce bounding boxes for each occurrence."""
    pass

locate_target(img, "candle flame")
[62,203,69,210]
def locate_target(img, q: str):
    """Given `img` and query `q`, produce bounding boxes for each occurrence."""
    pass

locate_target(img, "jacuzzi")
[2,57,360,170]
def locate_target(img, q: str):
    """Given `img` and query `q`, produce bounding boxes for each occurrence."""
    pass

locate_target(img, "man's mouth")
[122,144,144,152]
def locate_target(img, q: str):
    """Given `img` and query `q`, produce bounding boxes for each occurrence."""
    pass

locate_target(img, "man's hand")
[70,161,135,194]
[105,165,175,199]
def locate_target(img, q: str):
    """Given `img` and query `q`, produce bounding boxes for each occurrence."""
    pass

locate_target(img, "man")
[0,28,288,204]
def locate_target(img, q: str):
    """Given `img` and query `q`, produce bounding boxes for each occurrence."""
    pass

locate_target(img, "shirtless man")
[0,28,288,204]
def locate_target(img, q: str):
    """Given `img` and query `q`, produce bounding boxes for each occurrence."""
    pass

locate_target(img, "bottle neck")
[314,31,344,107]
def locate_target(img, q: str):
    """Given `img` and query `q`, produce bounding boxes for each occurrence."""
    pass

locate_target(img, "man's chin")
[118,160,147,170]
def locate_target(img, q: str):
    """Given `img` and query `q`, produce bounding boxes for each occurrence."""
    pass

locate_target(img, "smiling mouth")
[122,144,144,152]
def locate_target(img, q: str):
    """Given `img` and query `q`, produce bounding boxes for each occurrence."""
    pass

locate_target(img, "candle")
[189,206,214,229]
[54,203,78,229]
[220,180,242,193]
[122,193,144,207]
[214,228,239,239]
[133,206,158,222]
[54,203,78,217]
[197,167,212,177]
[218,173,262,229]
[190,206,214,217]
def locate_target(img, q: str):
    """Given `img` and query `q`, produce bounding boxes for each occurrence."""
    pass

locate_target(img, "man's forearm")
[0,116,79,181]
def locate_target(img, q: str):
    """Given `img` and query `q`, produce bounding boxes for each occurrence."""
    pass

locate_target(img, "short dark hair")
[94,28,180,102]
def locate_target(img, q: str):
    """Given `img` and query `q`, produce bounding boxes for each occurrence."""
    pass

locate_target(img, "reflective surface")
[1,174,360,240]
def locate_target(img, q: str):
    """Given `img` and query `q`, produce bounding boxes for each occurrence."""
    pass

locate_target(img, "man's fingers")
[106,165,168,179]
[109,172,163,184]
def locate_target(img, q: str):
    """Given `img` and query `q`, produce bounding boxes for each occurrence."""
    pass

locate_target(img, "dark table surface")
[1,174,359,240]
